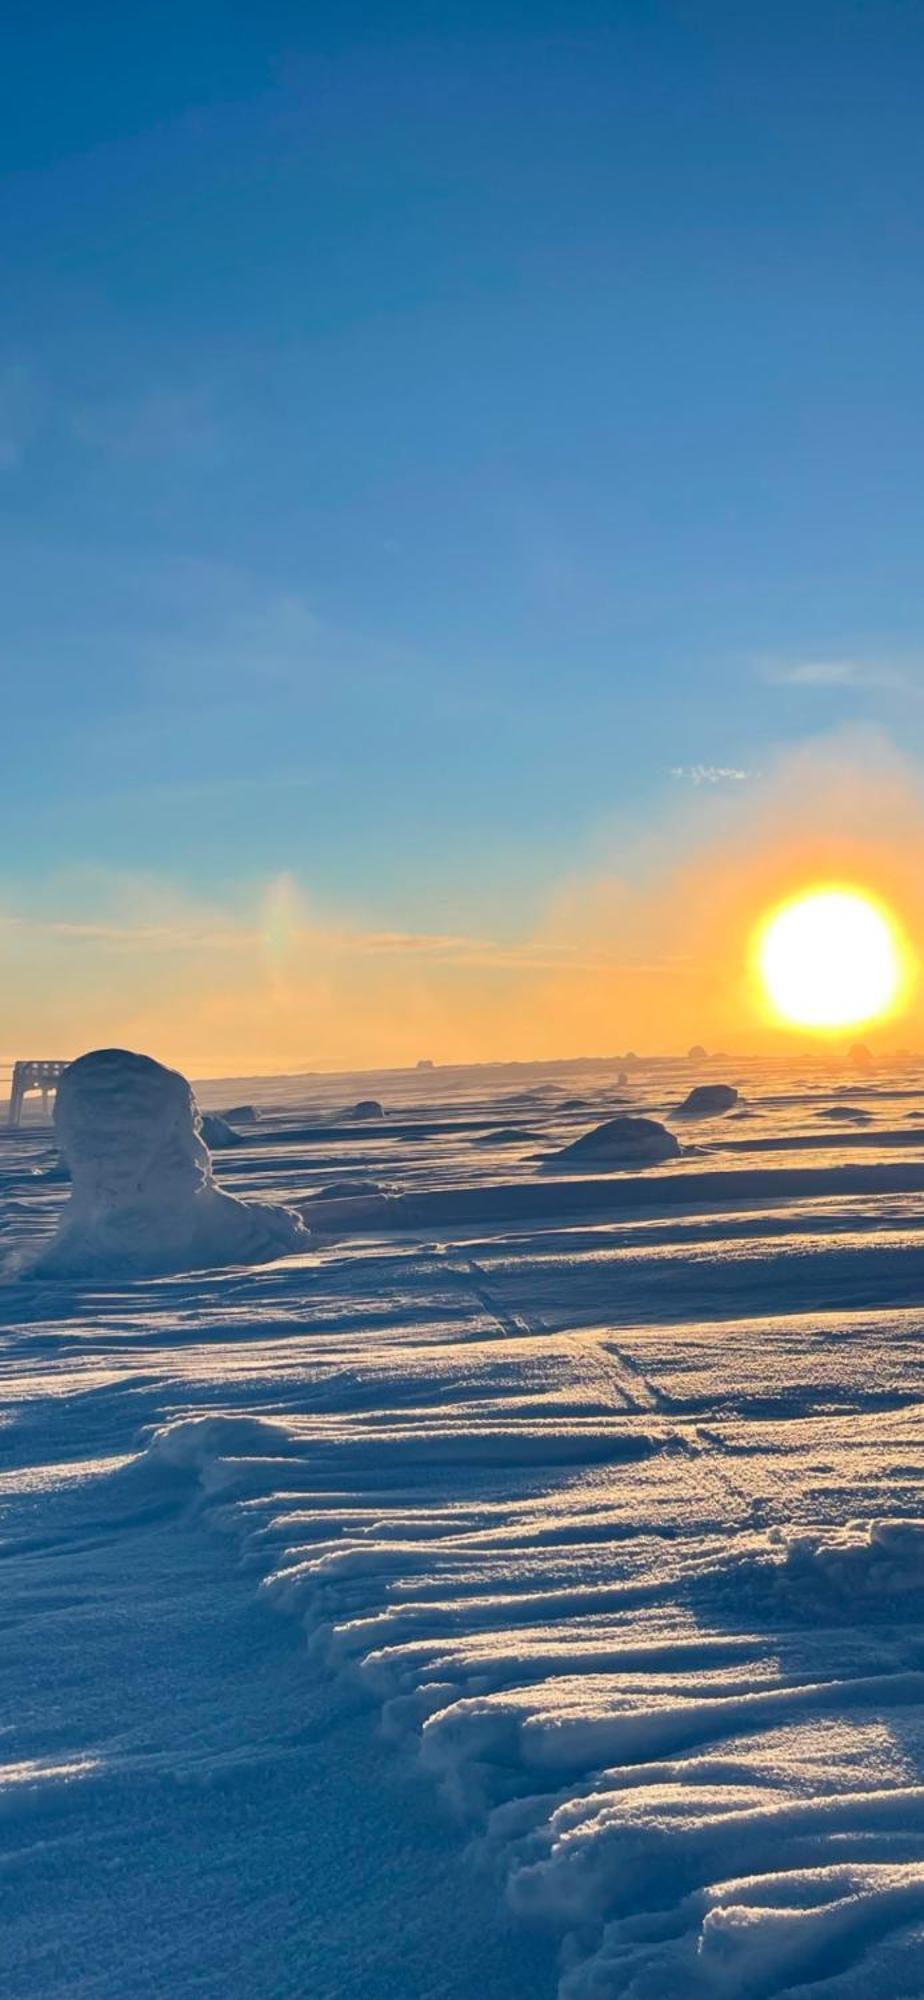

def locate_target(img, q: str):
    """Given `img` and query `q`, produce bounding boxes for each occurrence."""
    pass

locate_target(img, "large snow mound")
[550,1115,680,1165]
[677,1082,739,1115]
[31,1048,309,1278]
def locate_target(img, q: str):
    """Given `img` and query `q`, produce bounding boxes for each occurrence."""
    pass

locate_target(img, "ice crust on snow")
[31,1048,309,1277]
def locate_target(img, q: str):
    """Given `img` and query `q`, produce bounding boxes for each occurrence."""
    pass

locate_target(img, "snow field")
[7,1052,924,1994]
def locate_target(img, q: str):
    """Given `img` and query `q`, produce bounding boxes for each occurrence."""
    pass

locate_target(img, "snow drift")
[31,1048,309,1278]
[11,1050,924,1998]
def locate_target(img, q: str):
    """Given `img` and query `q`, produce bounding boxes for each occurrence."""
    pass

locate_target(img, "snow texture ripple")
[6,1051,924,1994]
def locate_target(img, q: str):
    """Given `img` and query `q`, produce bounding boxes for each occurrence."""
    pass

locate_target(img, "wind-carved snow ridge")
[32,1048,309,1277]
[143,1389,924,1997]
[14,1053,924,1991]
[129,1181,924,2000]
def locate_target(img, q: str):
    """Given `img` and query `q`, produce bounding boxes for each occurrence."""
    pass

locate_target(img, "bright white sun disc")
[757,888,904,1030]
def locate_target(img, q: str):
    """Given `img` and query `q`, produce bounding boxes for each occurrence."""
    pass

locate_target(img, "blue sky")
[3,0,924,959]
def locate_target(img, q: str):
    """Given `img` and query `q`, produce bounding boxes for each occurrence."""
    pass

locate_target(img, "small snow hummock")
[677,1082,739,1115]
[199,1112,242,1149]
[308,1177,387,1201]
[550,1115,681,1165]
[345,1099,386,1121]
[31,1048,309,1278]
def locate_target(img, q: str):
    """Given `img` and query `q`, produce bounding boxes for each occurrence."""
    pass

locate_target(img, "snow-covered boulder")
[199,1112,242,1148]
[32,1048,309,1278]
[346,1099,386,1121]
[550,1115,680,1166]
[677,1083,739,1116]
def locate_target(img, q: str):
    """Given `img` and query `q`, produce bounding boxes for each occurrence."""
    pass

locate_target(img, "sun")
[755,886,908,1031]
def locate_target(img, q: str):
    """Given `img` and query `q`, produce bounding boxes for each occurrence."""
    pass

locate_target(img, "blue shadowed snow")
[6,1051,924,1996]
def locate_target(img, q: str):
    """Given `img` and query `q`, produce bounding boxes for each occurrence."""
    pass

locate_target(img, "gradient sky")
[3,2,924,1067]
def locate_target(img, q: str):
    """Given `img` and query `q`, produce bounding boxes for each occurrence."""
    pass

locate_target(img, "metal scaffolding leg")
[7,1061,69,1128]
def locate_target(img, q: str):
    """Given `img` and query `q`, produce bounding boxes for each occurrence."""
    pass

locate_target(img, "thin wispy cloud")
[670,765,751,786]
[100,555,419,705]
[764,659,920,695]
[0,914,247,950]
[0,894,682,983]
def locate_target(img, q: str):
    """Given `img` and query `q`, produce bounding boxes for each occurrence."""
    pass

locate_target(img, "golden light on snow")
[755,886,909,1031]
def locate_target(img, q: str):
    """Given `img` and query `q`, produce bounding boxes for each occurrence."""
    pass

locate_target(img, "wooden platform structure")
[7,1060,69,1127]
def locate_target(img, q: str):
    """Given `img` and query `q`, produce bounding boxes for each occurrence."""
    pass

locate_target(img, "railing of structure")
[7,1060,70,1128]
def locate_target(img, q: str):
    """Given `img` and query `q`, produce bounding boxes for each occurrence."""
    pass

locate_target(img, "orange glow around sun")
[754,886,911,1032]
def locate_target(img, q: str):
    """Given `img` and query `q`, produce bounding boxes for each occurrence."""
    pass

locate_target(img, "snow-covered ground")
[5,1053,924,1997]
